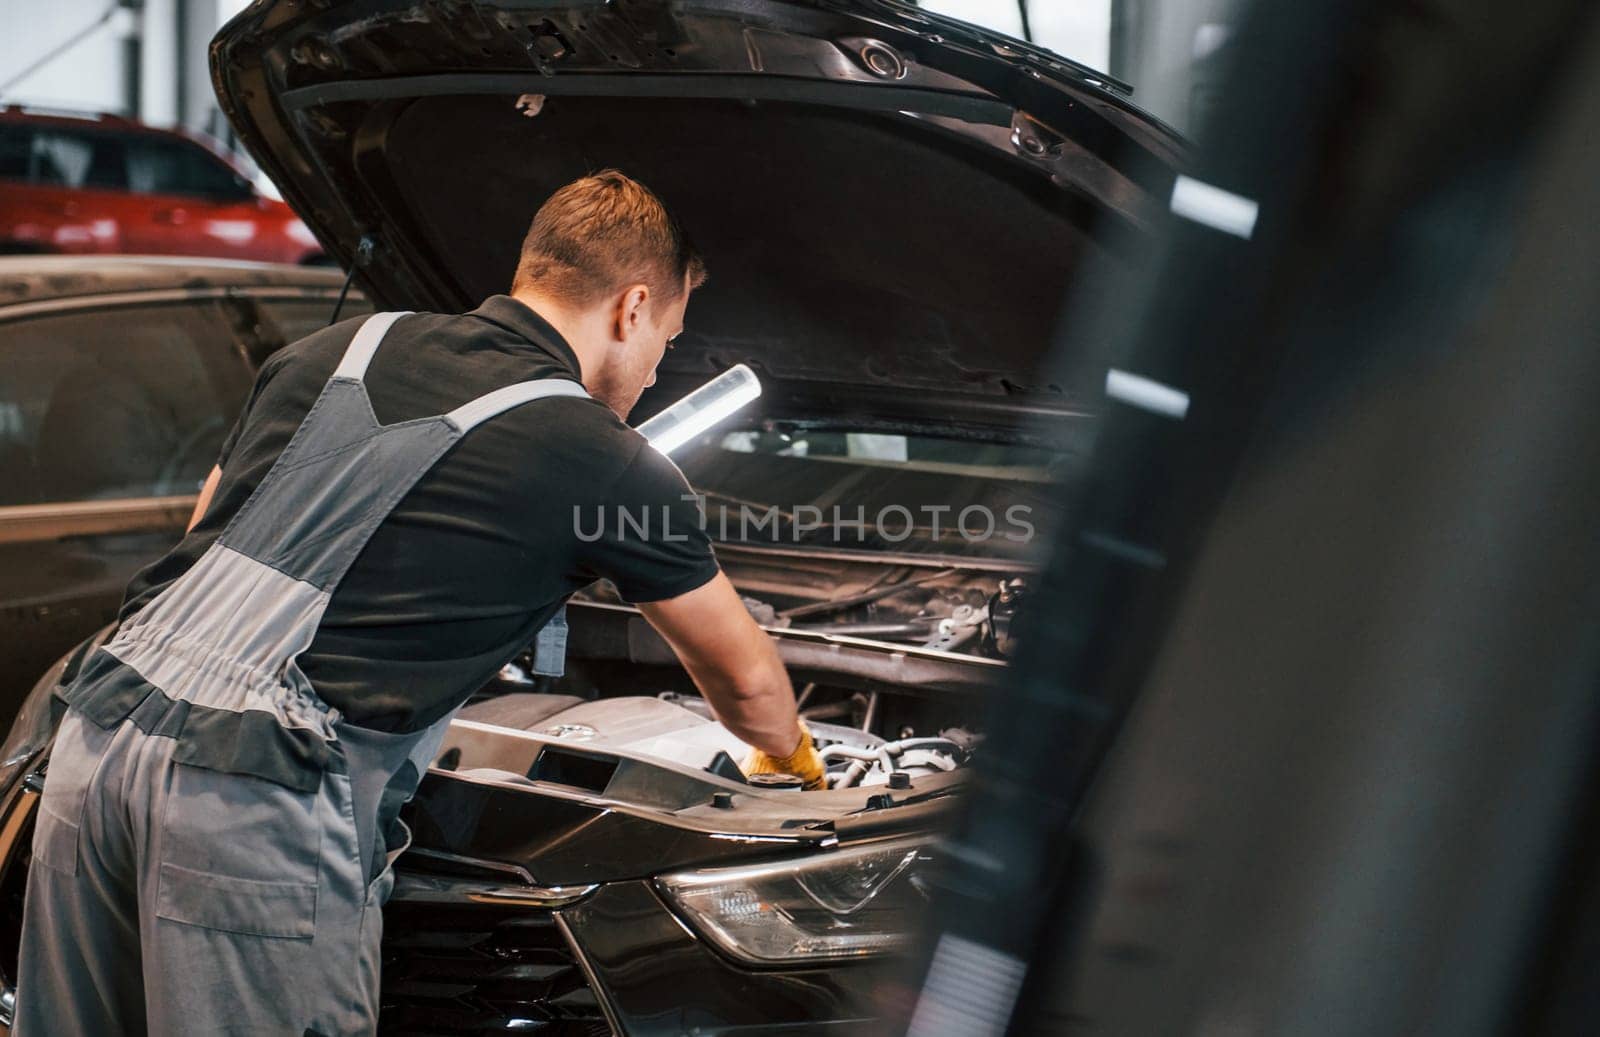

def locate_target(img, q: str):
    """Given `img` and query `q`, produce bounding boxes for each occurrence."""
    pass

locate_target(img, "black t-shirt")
[119,296,718,733]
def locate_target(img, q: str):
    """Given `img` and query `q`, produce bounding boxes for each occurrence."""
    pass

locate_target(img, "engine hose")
[834,759,870,789]
[820,745,882,763]
[824,739,966,788]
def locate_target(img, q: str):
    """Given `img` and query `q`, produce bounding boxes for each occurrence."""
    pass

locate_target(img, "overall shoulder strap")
[446,378,590,433]
[331,310,414,382]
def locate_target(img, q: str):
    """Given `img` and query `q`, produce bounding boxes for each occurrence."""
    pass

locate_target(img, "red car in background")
[0,107,324,264]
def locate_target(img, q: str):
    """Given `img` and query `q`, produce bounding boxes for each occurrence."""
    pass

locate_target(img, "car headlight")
[656,838,934,964]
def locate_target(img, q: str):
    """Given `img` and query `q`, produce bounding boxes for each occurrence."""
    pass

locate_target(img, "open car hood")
[212,0,1182,410]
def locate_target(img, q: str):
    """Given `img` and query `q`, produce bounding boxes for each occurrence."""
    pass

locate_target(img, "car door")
[118,135,271,260]
[0,297,254,723]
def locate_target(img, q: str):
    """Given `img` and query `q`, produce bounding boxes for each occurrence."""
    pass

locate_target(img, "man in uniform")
[16,171,824,1035]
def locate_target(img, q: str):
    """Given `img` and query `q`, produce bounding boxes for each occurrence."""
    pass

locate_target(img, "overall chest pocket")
[156,762,327,939]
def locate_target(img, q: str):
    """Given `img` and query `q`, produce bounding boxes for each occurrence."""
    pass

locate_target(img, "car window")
[126,137,250,201]
[31,132,95,187]
[0,126,125,190]
[0,301,252,506]
[0,125,31,180]
[253,296,373,347]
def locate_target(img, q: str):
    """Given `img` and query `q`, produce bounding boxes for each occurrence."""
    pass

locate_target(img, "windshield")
[672,424,1076,562]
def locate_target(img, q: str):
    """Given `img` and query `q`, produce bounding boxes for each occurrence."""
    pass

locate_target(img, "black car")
[0,255,368,723]
[0,1,1182,1033]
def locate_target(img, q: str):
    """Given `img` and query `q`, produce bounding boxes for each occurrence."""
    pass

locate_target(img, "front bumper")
[0,778,893,1036]
[382,868,891,1036]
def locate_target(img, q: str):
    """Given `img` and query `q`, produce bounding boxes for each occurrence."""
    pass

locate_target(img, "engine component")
[985,578,1025,658]
[747,773,805,791]
[823,731,978,789]
[922,603,987,653]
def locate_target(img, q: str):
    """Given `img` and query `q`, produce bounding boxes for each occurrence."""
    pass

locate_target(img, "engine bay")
[458,690,980,792]
[445,591,1007,808]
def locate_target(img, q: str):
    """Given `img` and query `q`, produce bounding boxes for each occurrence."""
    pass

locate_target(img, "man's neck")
[507,288,602,384]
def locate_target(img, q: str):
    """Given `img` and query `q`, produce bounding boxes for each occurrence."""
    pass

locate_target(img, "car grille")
[379,894,614,1036]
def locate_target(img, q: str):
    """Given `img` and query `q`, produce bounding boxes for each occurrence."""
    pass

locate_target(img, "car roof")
[0,255,348,308]
[0,106,139,127]
[2,106,193,141]
[0,106,256,174]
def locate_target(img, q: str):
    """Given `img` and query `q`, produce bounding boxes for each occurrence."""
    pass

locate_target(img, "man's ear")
[612,284,651,342]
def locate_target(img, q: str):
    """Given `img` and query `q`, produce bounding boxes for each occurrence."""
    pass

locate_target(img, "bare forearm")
[638,573,803,757]
[689,645,800,757]
[187,465,222,532]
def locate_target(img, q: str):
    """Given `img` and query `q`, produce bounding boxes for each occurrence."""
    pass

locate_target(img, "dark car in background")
[0,107,326,264]
[908,4,1600,1037]
[0,1,1183,1033]
[0,255,367,721]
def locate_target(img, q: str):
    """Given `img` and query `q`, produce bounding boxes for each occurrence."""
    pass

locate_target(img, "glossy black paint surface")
[212,0,1182,325]
[407,772,831,888]
[209,0,1184,427]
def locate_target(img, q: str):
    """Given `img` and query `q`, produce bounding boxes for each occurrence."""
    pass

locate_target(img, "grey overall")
[15,311,587,1035]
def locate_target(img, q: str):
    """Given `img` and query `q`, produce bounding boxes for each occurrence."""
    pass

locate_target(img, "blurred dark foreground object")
[907,1,1600,1035]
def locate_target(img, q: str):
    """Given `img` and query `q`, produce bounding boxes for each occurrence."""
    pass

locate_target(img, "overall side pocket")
[31,712,116,876]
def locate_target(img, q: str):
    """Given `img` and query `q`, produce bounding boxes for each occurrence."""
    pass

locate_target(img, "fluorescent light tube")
[637,364,762,455]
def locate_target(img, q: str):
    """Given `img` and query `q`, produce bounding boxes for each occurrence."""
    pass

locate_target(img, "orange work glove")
[742,721,827,791]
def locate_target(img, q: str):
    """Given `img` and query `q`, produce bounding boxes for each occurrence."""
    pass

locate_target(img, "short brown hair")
[511,170,706,309]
